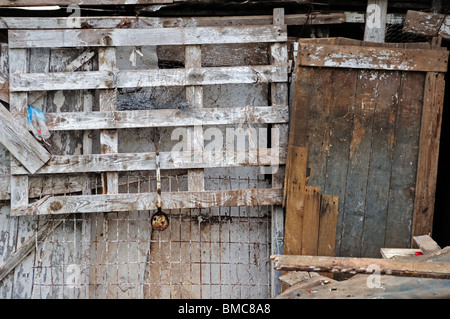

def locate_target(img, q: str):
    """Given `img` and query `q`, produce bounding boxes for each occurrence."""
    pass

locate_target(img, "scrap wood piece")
[297,42,449,72]
[0,0,174,6]
[0,102,51,174]
[0,214,69,283]
[403,10,450,40]
[279,271,321,287]
[413,235,441,254]
[271,254,450,279]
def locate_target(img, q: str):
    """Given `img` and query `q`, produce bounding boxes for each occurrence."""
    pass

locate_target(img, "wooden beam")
[297,43,449,72]
[11,148,286,175]
[301,187,322,256]
[9,25,286,48]
[44,106,289,131]
[10,65,288,92]
[0,102,51,174]
[317,195,339,257]
[403,10,450,40]
[11,188,284,216]
[364,0,388,43]
[270,254,450,279]
[413,72,446,239]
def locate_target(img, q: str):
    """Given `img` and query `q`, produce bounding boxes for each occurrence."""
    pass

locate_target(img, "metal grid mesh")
[27,174,272,299]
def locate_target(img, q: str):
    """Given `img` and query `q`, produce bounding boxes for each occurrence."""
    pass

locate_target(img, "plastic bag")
[27,105,51,143]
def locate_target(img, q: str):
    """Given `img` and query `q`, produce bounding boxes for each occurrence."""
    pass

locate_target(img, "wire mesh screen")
[25,173,272,299]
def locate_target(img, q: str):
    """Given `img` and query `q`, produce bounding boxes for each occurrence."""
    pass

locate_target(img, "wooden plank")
[11,148,286,175]
[98,47,118,195]
[0,102,51,174]
[186,44,205,192]
[318,195,339,257]
[403,10,450,40]
[380,248,423,259]
[340,69,378,257]
[323,67,358,257]
[11,188,284,216]
[9,48,29,211]
[0,0,173,5]
[283,147,308,256]
[413,235,441,254]
[385,72,425,249]
[271,7,289,298]
[0,215,68,283]
[364,0,388,42]
[301,187,321,256]
[0,13,346,30]
[297,43,449,72]
[412,72,445,239]
[270,254,450,279]
[9,25,286,48]
[44,106,289,131]
[360,70,401,258]
[10,65,288,92]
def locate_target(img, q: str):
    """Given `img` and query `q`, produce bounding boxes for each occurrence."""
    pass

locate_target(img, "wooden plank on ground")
[270,254,450,279]
[297,43,449,72]
[11,188,284,216]
[0,102,51,174]
[403,10,450,40]
[413,235,441,254]
[10,66,288,92]
[412,72,445,239]
[9,25,286,48]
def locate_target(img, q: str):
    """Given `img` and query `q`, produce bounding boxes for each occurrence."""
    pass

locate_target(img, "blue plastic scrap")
[27,105,51,143]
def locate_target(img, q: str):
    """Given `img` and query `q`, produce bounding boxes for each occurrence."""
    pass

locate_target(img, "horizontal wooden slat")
[0,102,51,174]
[12,148,286,175]
[0,0,173,6]
[0,13,346,30]
[11,188,283,216]
[403,10,450,40]
[9,25,286,48]
[43,106,288,131]
[10,65,288,92]
[298,43,449,72]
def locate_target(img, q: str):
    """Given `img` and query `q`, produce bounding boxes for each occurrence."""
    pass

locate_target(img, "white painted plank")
[11,148,287,175]
[11,188,284,216]
[10,65,288,92]
[44,106,289,131]
[9,25,287,48]
[364,0,388,43]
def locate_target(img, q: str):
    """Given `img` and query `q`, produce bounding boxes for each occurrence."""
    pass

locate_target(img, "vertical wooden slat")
[412,72,445,239]
[340,69,378,257]
[385,72,425,249]
[270,7,288,298]
[9,48,28,211]
[301,186,321,256]
[318,195,339,257]
[89,47,118,299]
[360,70,400,257]
[185,45,205,192]
[364,0,388,43]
